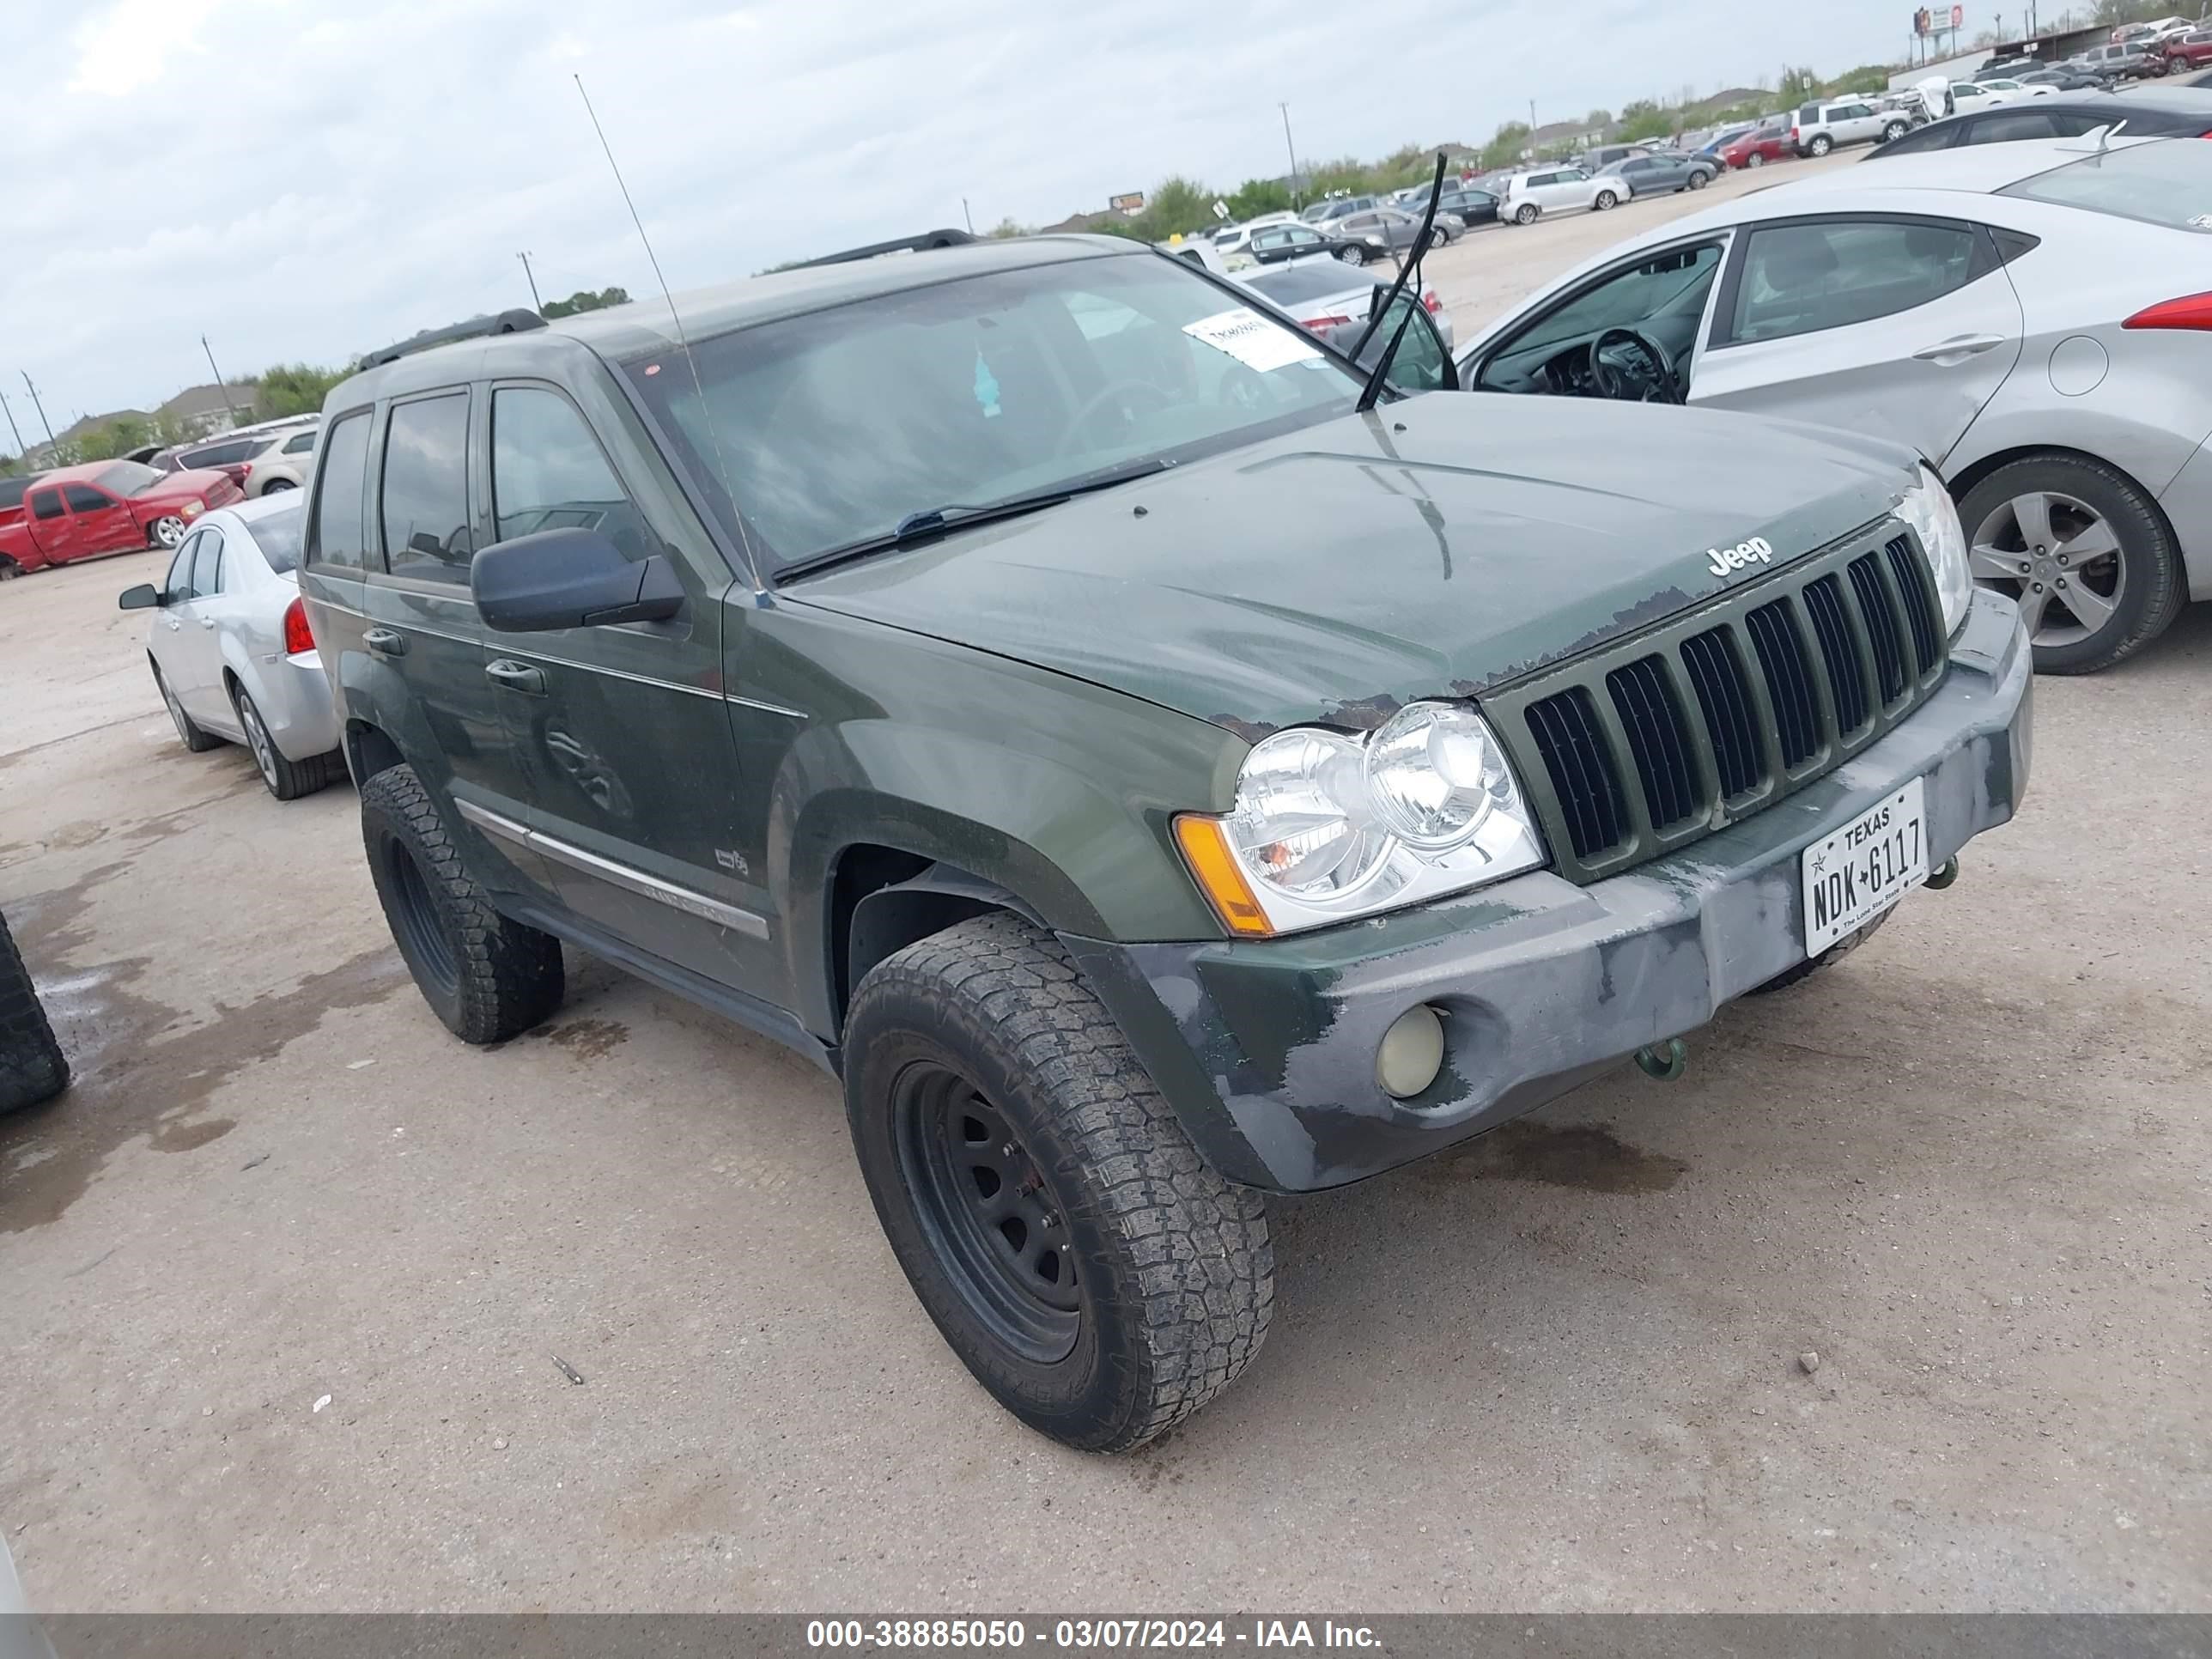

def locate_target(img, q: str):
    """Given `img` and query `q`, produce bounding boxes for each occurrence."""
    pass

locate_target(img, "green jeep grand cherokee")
[300,233,2031,1453]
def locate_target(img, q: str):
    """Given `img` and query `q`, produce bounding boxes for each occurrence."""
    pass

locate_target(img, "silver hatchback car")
[1454,133,2212,672]
[117,495,343,798]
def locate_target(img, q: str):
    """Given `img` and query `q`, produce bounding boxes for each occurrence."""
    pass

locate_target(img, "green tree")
[1778,64,1820,102]
[541,286,632,319]
[1821,64,1891,95]
[1585,107,1613,131]
[1225,178,1292,219]
[68,416,155,464]
[1480,120,1530,170]
[255,363,347,421]
[985,217,1026,240]
[1615,98,1674,141]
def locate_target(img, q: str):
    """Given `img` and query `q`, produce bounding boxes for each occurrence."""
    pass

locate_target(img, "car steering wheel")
[1057,381,1176,455]
[1588,326,1682,404]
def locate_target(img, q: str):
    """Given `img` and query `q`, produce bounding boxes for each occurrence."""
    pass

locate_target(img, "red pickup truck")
[0,461,241,576]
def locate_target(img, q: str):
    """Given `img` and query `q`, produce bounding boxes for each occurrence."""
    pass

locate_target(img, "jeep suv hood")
[784,396,1914,737]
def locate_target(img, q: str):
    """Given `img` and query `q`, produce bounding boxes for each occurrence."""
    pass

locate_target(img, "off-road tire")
[153,659,221,752]
[0,910,70,1115]
[843,914,1273,1454]
[1957,453,2185,674]
[1749,908,1893,996]
[359,763,563,1043]
[233,687,337,801]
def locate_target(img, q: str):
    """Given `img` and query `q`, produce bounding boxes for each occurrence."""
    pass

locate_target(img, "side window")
[63,484,110,513]
[30,489,64,521]
[1797,105,1820,122]
[380,392,473,584]
[1726,219,1979,346]
[283,430,317,454]
[307,410,373,570]
[164,531,201,594]
[489,386,650,560]
[1478,242,1724,389]
[1972,110,2063,142]
[185,528,225,599]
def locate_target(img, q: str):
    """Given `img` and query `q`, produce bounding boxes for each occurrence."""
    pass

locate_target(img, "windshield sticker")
[1183,307,1322,373]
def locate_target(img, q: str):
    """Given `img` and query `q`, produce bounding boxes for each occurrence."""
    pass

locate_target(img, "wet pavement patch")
[538,1018,630,1061]
[1429,1119,1687,1194]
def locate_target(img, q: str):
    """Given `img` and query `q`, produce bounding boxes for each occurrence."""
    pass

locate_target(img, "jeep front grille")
[1490,525,1947,878]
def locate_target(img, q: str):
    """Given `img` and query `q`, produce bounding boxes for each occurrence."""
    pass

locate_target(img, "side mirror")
[118,583,162,611]
[471,529,684,633]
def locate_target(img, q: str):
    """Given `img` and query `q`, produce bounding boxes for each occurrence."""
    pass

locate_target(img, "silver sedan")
[1452,133,2212,672]
[117,495,343,799]
[1236,256,1456,351]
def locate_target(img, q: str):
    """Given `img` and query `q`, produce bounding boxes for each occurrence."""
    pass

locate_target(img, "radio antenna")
[573,74,761,591]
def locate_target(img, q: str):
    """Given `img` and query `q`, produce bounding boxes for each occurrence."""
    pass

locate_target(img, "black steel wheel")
[893,1064,1080,1364]
[844,914,1272,1453]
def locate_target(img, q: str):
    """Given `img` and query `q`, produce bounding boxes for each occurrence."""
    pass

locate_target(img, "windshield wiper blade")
[775,458,1173,582]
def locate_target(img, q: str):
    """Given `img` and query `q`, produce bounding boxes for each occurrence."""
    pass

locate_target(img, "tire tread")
[849,914,1271,1452]
[0,911,70,1115]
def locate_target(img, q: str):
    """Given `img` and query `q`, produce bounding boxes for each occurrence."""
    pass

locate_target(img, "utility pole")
[516,250,544,312]
[21,372,56,451]
[200,336,239,426]
[0,386,25,459]
[1279,102,1302,204]
[962,198,975,234]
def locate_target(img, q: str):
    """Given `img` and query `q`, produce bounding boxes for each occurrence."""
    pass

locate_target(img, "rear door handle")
[362,627,408,659]
[199,617,217,629]
[485,659,546,696]
[1911,333,2007,362]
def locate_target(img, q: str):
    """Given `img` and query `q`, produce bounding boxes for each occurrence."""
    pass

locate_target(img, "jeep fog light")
[1377,1004,1446,1099]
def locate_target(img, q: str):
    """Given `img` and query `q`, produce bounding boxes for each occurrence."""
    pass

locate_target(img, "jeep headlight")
[1174,702,1547,937]
[1898,465,1972,637]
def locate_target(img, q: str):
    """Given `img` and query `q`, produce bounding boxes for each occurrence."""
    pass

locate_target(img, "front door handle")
[485,659,547,696]
[199,617,217,629]
[1911,333,2007,362]
[362,627,408,659]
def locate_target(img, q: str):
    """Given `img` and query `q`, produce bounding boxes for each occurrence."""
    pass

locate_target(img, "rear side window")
[1725,219,1978,345]
[489,386,650,561]
[184,438,253,469]
[1798,105,1820,121]
[30,489,62,521]
[307,410,373,570]
[283,430,317,454]
[380,391,473,585]
[63,484,109,513]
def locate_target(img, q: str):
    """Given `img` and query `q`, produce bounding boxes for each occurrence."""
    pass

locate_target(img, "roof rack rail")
[793,229,977,269]
[359,308,546,369]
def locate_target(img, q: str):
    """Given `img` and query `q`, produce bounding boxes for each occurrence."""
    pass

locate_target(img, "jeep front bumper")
[1065,590,2031,1194]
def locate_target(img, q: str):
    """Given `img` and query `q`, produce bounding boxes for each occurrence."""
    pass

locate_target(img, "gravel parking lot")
[3,153,2209,1612]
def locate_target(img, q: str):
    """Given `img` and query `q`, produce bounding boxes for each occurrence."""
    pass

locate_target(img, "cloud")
[9,0,1906,425]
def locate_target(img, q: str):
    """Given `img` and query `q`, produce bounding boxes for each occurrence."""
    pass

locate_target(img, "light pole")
[516,250,544,312]
[1279,102,1302,204]
[21,372,56,451]
[0,386,25,459]
[962,198,975,234]
[200,337,239,426]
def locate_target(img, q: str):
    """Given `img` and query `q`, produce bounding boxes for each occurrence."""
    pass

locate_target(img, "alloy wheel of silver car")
[240,697,280,790]
[1969,489,2124,647]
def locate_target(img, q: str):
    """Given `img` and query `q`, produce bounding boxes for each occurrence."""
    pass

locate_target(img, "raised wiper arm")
[1353,151,1449,416]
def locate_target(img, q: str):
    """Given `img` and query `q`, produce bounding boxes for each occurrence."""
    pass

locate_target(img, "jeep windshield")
[620,252,1367,573]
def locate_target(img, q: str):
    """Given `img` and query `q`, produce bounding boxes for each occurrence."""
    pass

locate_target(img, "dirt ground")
[3,155,2209,1612]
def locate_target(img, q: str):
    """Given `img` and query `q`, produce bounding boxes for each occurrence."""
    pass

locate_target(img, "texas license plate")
[1801,778,1928,956]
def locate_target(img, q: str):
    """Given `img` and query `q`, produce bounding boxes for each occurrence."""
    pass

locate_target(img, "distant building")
[156,380,257,439]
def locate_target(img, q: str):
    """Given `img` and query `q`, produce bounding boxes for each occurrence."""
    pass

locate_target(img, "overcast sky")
[4,0,1909,431]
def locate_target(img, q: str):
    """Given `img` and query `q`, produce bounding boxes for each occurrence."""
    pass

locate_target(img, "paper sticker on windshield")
[1183,307,1321,373]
